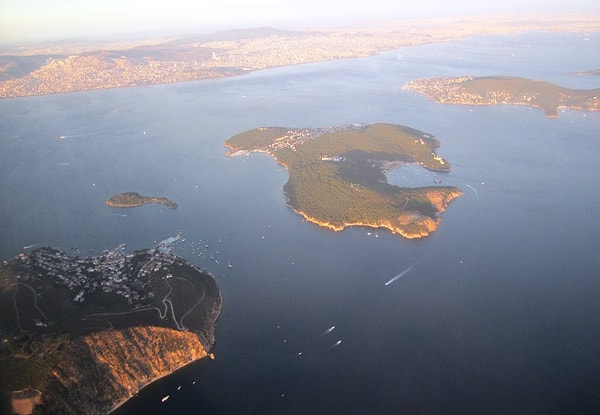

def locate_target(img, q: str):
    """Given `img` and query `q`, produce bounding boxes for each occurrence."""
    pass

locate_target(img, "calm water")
[1,32,599,414]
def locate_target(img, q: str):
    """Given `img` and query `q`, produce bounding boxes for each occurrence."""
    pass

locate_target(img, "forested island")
[106,192,178,209]
[404,76,600,117]
[0,245,221,415]
[225,123,461,239]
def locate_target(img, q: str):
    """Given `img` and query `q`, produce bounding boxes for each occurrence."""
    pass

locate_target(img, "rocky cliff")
[0,246,222,415]
[40,327,208,415]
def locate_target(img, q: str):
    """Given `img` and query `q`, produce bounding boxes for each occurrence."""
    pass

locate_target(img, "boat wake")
[384,260,420,286]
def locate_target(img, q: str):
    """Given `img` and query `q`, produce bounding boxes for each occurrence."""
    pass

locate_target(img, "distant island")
[1,14,598,98]
[574,68,600,76]
[404,76,600,117]
[106,192,178,209]
[225,123,461,239]
[0,244,222,415]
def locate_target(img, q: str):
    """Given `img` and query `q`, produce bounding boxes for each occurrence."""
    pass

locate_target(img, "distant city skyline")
[1,0,599,44]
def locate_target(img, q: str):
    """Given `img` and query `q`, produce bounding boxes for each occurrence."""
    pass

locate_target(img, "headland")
[404,76,600,117]
[0,244,221,415]
[225,123,461,239]
[106,192,177,209]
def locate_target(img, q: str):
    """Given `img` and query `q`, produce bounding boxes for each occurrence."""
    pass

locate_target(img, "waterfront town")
[8,236,185,310]
[1,14,597,99]
[404,76,539,106]
[404,75,600,117]
[264,124,367,153]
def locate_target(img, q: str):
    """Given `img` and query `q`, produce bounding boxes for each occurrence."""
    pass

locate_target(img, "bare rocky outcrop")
[40,327,208,415]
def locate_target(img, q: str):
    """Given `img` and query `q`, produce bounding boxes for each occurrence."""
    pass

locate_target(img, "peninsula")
[404,76,600,117]
[225,123,461,239]
[106,192,177,209]
[0,244,222,415]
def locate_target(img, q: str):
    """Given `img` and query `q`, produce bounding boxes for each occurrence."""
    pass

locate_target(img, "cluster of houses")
[16,243,185,306]
[267,125,365,153]
[432,153,445,165]
[267,128,315,152]
[320,155,345,162]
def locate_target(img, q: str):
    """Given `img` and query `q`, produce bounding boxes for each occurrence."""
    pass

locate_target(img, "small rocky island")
[404,76,600,117]
[225,123,461,239]
[0,243,221,415]
[106,192,177,209]
[574,68,600,77]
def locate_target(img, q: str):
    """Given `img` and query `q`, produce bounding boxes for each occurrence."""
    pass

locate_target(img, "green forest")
[225,123,461,238]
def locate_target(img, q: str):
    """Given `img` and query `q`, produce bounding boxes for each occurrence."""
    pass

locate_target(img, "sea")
[1,31,599,414]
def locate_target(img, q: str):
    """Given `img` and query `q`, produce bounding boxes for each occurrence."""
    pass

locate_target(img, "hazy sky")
[1,0,598,44]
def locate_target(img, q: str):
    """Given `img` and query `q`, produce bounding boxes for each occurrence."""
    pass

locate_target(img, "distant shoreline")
[1,14,599,99]
[404,76,600,117]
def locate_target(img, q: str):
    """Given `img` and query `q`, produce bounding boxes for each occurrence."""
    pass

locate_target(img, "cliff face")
[41,326,208,415]
[426,189,463,212]
[0,246,222,415]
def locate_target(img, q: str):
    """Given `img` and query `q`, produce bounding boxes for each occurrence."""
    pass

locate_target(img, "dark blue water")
[1,32,599,414]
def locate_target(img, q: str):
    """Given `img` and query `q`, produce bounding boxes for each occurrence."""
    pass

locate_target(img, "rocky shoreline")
[0,246,221,414]
[287,188,462,239]
[225,123,461,239]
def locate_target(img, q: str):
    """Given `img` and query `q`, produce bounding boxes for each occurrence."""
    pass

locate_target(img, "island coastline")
[106,192,178,209]
[225,123,462,239]
[404,76,600,117]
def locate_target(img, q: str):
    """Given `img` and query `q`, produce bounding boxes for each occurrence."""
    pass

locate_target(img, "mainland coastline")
[1,14,598,99]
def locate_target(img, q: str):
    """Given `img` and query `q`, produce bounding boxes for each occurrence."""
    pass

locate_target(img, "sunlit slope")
[225,123,461,239]
[0,247,222,414]
[405,76,600,117]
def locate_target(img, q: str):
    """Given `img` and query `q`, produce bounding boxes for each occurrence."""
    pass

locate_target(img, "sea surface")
[1,31,599,414]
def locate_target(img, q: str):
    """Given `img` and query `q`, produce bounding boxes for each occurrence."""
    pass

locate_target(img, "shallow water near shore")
[1,31,600,414]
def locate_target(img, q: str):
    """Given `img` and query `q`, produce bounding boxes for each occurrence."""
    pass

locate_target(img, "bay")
[1,31,599,414]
